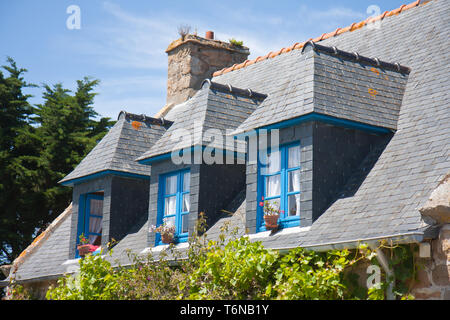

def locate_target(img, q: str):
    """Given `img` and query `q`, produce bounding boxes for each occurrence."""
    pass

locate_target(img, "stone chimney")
[165,31,250,106]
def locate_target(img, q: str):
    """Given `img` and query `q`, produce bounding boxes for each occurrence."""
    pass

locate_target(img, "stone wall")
[411,225,450,299]
[166,34,249,106]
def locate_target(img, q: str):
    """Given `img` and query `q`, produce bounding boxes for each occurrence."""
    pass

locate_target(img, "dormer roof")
[137,80,266,164]
[231,42,410,136]
[59,112,172,186]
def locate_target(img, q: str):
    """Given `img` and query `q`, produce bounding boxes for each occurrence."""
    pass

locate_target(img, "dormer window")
[76,192,104,256]
[257,143,301,231]
[157,169,190,244]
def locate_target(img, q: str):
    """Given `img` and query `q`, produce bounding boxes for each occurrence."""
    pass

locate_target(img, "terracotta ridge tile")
[212,0,430,77]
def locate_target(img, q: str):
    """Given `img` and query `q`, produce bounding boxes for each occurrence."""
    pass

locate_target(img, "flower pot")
[161,233,174,244]
[77,244,91,257]
[264,214,279,230]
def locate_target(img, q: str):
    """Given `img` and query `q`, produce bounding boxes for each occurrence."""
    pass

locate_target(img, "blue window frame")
[76,192,104,257]
[157,169,191,245]
[257,142,301,232]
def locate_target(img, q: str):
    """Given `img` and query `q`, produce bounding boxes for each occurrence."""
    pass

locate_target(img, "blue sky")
[1,0,408,119]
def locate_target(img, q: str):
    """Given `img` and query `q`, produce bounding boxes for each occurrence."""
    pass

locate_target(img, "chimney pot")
[205,31,214,40]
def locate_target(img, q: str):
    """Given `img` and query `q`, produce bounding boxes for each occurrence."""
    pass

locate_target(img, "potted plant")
[149,218,176,244]
[77,233,92,257]
[259,198,281,230]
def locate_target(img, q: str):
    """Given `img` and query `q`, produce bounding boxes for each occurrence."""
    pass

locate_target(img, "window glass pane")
[261,150,280,175]
[288,145,301,168]
[88,234,101,246]
[88,217,102,234]
[265,174,281,197]
[288,194,301,216]
[90,199,103,215]
[182,194,190,212]
[164,196,177,215]
[183,172,190,191]
[181,214,189,233]
[267,150,281,174]
[288,169,301,192]
[165,175,177,194]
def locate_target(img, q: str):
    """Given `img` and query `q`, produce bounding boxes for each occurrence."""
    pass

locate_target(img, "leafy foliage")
[46,251,119,300]
[43,215,418,301]
[270,247,375,300]
[229,38,244,47]
[186,237,278,299]
[0,57,38,264]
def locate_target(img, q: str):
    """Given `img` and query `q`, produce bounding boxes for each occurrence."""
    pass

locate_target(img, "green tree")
[0,57,114,266]
[0,57,38,265]
[32,78,114,224]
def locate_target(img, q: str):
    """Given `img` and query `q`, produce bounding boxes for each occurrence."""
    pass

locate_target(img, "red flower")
[261,196,264,201]
[88,245,99,252]
[259,202,264,207]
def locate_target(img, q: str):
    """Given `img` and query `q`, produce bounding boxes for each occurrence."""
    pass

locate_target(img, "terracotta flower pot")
[77,244,91,257]
[264,214,280,230]
[161,233,174,244]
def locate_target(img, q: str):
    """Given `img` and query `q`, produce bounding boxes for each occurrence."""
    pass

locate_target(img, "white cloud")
[298,4,366,30]
[94,95,166,119]
[64,1,368,118]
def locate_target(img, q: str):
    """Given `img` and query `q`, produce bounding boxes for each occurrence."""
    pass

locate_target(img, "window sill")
[249,226,311,240]
[140,242,189,255]
[62,251,104,273]
[61,258,80,273]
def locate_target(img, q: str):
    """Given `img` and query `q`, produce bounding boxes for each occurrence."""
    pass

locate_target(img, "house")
[1,0,449,300]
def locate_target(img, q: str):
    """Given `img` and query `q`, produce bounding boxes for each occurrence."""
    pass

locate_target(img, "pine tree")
[33,78,115,230]
[0,57,39,265]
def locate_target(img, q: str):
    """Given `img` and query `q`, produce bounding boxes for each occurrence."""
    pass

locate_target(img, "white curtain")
[183,172,190,191]
[266,175,281,197]
[267,150,280,173]
[89,198,103,244]
[265,150,281,199]
[90,199,103,215]
[166,175,177,194]
[291,171,301,216]
[165,196,177,215]
[181,214,189,233]
[288,146,301,216]
[183,194,190,212]
[89,217,102,233]
[288,146,301,168]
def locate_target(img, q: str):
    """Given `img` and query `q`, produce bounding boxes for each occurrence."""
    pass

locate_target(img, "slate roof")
[10,206,73,282]
[214,0,449,248]
[232,43,410,135]
[60,112,171,185]
[137,81,266,162]
[212,0,428,77]
[6,0,449,283]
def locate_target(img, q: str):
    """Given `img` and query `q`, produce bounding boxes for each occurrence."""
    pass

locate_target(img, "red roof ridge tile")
[212,0,428,77]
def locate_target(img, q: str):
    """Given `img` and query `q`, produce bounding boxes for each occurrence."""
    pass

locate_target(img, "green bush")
[44,218,417,300]
[185,237,278,299]
[229,38,244,47]
[270,247,359,299]
[46,252,119,300]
